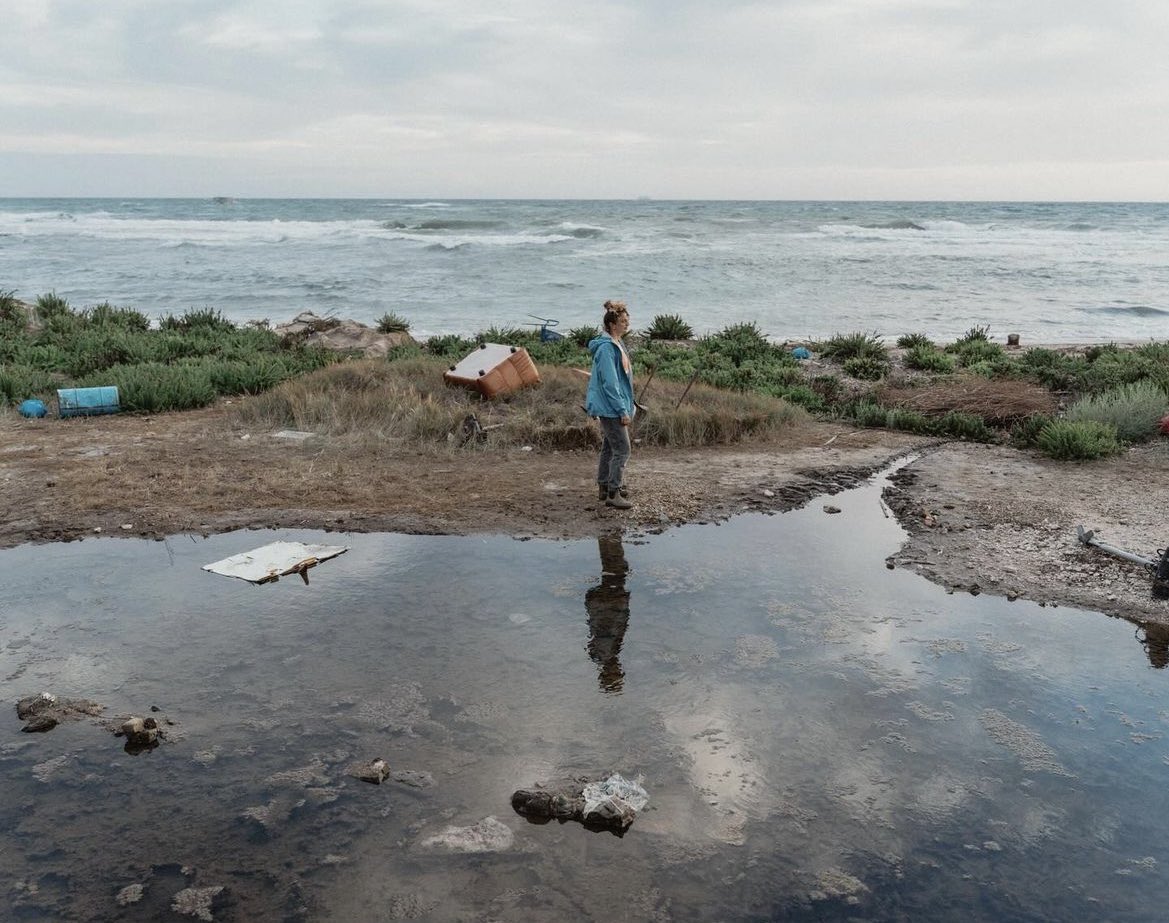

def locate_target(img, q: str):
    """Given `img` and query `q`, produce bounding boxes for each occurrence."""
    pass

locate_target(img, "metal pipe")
[1076,526,1156,569]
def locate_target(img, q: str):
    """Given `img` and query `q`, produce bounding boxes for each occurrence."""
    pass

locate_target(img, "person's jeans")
[596,416,630,493]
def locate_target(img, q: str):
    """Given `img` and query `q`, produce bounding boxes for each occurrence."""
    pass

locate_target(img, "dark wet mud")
[3,468,1169,921]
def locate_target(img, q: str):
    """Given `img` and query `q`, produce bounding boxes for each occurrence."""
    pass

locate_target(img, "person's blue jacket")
[585,335,634,419]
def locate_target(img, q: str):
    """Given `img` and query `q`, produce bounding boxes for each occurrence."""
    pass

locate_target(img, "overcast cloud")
[1,0,1166,199]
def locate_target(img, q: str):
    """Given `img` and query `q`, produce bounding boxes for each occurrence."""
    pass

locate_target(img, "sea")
[1,198,1167,344]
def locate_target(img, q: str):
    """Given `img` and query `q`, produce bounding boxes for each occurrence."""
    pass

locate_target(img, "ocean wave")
[0,213,391,246]
[862,220,926,231]
[556,222,605,238]
[387,232,573,249]
[819,218,984,238]
[398,202,451,209]
[414,219,505,231]
[1089,304,1168,317]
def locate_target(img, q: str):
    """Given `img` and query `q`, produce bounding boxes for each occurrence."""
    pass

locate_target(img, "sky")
[1,0,1167,200]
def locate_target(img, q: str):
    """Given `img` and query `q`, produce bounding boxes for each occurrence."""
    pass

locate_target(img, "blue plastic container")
[57,386,121,418]
[18,399,48,418]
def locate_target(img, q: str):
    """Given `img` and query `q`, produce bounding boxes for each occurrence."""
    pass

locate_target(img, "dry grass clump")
[876,375,1056,426]
[231,357,805,449]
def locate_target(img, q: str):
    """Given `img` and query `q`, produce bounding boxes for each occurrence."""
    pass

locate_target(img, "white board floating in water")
[202,541,348,584]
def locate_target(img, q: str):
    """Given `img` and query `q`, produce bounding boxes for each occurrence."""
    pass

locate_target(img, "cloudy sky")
[1,0,1166,200]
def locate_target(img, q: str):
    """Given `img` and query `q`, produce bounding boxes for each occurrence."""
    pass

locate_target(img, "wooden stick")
[673,368,702,411]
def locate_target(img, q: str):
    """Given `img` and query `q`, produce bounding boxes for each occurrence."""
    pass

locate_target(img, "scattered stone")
[32,754,70,783]
[274,311,415,357]
[116,883,145,906]
[392,769,436,789]
[352,758,390,785]
[16,692,104,732]
[21,715,58,733]
[171,885,225,921]
[811,867,870,902]
[511,773,649,833]
[823,505,842,514]
[115,715,163,753]
[420,816,514,852]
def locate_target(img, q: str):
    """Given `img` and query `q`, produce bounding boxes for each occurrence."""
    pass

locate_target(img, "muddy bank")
[2,402,1168,626]
[884,441,1169,624]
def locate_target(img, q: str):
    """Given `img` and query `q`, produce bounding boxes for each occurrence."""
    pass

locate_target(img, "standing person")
[586,299,635,509]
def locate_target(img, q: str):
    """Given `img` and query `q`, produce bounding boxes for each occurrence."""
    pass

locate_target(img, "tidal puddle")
[3,471,1168,921]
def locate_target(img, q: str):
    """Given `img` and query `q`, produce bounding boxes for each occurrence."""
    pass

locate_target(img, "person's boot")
[598,484,608,501]
[605,489,632,510]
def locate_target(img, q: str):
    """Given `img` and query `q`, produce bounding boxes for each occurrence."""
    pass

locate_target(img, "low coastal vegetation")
[3,292,1167,459]
[0,291,333,413]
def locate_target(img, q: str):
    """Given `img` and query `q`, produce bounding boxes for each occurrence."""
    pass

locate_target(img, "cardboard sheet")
[202,541,348,584]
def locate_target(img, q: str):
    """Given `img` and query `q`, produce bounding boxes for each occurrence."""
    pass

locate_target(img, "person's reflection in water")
[1137,621,1169,669]
[585,533,631,693]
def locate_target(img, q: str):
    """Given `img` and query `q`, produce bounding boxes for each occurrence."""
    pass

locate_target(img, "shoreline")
[3,401,1167,629]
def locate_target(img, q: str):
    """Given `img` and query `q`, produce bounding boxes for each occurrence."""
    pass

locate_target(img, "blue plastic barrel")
[18,399,48,418]
[57,386,121,418]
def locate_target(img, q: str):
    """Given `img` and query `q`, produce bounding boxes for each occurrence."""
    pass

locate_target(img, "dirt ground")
[2,403,1167,629]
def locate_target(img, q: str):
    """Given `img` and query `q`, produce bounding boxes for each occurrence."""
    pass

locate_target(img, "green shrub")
[479,325,536,346]
[1010,413,1054,448]
[937,411,994,441]
[645,313,694,340]
[955,325,991,343]
[1064,380,1169,443]
[883,407,934,434]
[897,333,934,350]
[706,322,773,365]
[159,308,236,333]
[78,361,217,412]
[376,311,411,334]
[86,302,151,331]
[842,355,888,381]
[567,325,600,347]
[820,331,888,362]
[1035,420,1121,460]
[847,401,889,428]
[0,290,28,330]
[947,338,1004,367]
[205,357,294,395]
[1084,343,1121,363]
[426,333,476,359]
[35,292,72,320]
[904,345,955,373]
[0,364,57,404]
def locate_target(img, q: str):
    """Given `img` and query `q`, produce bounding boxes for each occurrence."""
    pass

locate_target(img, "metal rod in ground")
[673,368,702,411]
[636,366,656,404]
[1076,525,1156,569]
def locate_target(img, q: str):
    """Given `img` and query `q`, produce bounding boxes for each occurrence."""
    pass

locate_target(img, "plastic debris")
[512,772,649,833]
[18,399,47,418]
[581,773,650,828]
[202,541,348,585]
[791,346,812,360]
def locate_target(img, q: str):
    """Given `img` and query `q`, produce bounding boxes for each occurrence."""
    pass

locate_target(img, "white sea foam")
[2,199,1167,342]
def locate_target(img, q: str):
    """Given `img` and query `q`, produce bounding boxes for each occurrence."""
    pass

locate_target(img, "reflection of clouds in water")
[980,708,1075,778]
[642,564,716,595]
[733,635,779,668]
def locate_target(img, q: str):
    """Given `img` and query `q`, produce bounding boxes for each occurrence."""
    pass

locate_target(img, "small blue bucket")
[57,386,121,418]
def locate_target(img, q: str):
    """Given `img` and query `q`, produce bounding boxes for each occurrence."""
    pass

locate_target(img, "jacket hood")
[587,334,611,356]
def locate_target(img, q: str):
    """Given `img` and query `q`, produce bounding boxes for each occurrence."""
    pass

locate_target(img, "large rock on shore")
[275,312,415,358]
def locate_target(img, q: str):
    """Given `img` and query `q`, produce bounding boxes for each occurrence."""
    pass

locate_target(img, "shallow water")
[2,473,1168,921]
